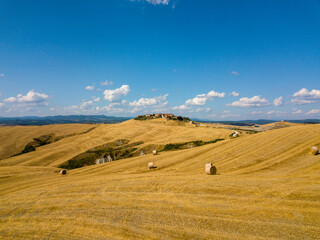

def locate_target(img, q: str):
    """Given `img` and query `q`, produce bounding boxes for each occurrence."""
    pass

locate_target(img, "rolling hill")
[0,119,319,239]
[0,124,96,160]
[0,119,232,167]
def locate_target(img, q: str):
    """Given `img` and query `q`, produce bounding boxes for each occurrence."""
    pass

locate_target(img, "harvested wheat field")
[0,120,320,239]
[0,124,96,160]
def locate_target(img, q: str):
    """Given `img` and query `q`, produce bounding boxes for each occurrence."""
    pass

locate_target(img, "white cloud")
[85,85,95,91]
[103,100,128,110]
[185,90,225,106]
[4,90,49,105]
[49,107,55,111]
[130,0,173,7]
[292,109,302,114]
[151,88,157,92]
[307,109,320,115]
[291,98,314,105]
[293,88,320,98]
[96,100,128,114]
[80,100,93,110]
[103,85,130,102]
[251,111,264,115]
[291,88,320,105]
[0,73,4,77]
[220,113,241,119]
[195,107,211,112]
[252,110,286,116]
[230,91,240,97]
[64,105,80,112]
[207,113,217,118]
[64,99,99,114]
[97,93,169,115]
[100,80,113,86]
[228,95,270,108]
[145,0,169,5]
[4,97,16,103]
[0,91,50,115]
[231,71,239,76]
[131,107,142,113]
[0,102,5,108]
[92,97,101,102]
[129,94,168,107]
[266,110,286,115]
[172,105,190,110]
[273,96,284,107]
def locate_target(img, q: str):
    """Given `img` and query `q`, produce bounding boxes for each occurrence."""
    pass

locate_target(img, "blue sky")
[0,0,320,120]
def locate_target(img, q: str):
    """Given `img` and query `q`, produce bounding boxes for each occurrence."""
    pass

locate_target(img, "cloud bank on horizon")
[1,85,320,119]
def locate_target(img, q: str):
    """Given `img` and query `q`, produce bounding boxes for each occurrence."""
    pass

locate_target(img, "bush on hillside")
[160,139,224,152]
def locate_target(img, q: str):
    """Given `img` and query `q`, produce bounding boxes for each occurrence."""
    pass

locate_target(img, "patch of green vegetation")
[229,133,236,138]
[161,143,186,151]
[160,139,224,152]
[177,116,190,122]
[13,134,56,156]
[59,140,143,169]
[134,116,147,120]
[118,147,138,158]
[11,126,98,157]
[21,145,36,154]
[244,130,259,134]
[134,114,192,122]
[205,139,225,144]
[60,153,98,169]
[33,134,55,146]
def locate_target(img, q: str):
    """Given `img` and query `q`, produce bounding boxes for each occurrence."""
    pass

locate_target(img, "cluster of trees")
[134,114,192,122]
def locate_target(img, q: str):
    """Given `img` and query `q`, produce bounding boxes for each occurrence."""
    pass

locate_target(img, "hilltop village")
[134,113,192,122]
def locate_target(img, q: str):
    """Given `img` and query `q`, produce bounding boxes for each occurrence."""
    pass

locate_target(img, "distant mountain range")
[0,115,131,126]
[0,115,319,126]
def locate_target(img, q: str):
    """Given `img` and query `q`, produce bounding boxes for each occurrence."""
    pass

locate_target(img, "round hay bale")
[60,169,67,175]
[310,146,319,155]
[205,165,217,175]
[148,162,154,169]
[205,163,212,169]
[152,150,158,155]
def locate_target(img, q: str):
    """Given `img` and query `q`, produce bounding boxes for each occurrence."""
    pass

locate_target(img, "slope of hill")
[0,121,319,239]
[0,119,232,167]
[0,124,96,159]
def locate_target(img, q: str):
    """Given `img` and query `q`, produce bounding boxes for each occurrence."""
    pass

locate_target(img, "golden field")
[0,119,320,239]
[0,124,95,160]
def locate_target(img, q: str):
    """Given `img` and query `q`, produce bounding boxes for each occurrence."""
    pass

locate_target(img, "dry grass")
[208,121,305,134]
[0,121,320,239]
[0,119,232,167]
[0,124,95,159]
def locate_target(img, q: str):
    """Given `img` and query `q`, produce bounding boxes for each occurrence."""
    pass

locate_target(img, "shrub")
[21,145,36,153]
[160,139,224,152]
